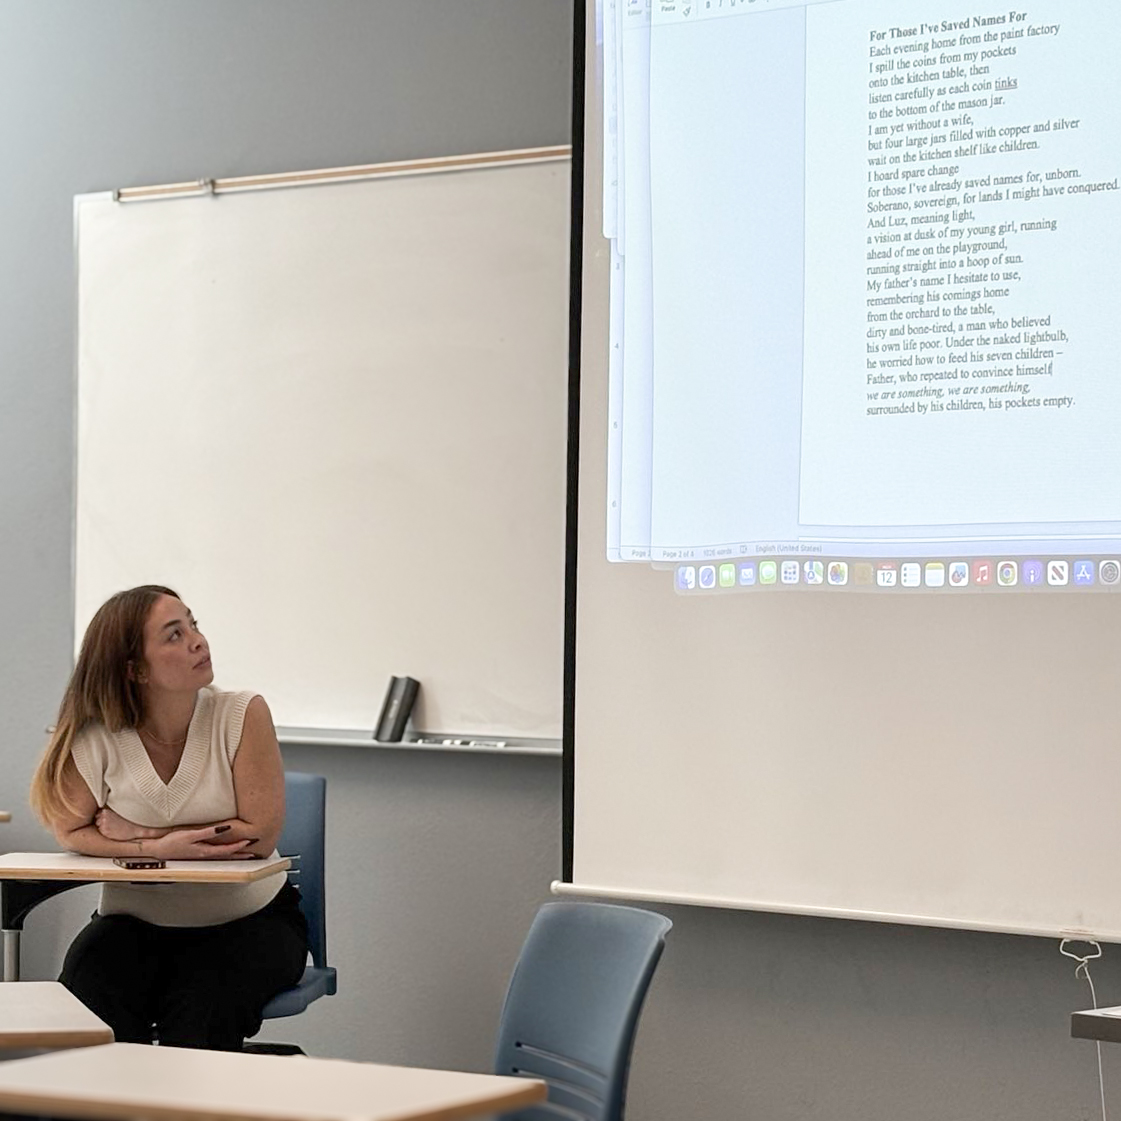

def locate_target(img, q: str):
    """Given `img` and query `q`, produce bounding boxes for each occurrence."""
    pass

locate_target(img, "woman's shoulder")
[197,687,259,722]
[69,719,116,776]
[197,688,263,760]
[71,719,114,753]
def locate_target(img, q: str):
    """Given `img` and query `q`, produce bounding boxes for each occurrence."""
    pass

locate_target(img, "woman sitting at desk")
[30,584,308,1051]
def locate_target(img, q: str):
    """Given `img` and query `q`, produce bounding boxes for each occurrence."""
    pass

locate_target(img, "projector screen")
[563,0,1121,938]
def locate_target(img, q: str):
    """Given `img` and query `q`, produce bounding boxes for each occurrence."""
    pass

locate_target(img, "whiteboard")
[75,151,570,737]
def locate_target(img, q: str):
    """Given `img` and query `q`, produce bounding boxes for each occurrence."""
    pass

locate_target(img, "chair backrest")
[494,902,671,1121]
[276,772,328,970]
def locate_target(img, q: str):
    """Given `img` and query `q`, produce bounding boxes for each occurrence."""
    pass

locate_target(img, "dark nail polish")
[215,824,231,834]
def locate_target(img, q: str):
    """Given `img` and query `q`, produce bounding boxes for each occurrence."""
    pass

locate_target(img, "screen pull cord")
[1060,938,1107,1121]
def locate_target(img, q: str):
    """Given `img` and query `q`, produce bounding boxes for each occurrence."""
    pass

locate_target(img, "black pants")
[59,882,309,1051]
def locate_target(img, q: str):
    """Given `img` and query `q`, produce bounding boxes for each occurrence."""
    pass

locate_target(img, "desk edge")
[0,1073,545,1121]
[0,857,290,884]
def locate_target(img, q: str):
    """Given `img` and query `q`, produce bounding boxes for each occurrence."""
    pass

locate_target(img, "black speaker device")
[374,676,420,742]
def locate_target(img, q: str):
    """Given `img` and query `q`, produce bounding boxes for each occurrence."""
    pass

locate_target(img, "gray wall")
[2,3,1118,1120]
[0,0,568,1072]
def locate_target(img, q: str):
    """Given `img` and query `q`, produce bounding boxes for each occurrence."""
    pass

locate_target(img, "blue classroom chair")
[258,772,337,1022]
[493,902,672,1121]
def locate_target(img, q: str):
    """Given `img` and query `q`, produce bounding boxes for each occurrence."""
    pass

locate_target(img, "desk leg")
[1,931,18,982]
[0,880,88,981]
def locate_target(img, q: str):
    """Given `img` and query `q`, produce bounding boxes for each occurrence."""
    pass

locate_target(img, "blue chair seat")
[262,964,338,1019]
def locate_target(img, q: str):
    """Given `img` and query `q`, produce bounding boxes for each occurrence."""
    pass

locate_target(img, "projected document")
[603,0,1121,571]
[800,0,1121,527]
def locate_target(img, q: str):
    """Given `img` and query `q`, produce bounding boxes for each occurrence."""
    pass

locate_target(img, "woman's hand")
[147,825,259,861]
[94,806,160,842]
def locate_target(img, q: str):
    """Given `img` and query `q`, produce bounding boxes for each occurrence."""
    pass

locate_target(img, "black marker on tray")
[373,676,420,742]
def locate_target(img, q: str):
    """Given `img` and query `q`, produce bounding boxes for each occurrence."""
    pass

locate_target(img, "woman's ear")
[127,661,148,685]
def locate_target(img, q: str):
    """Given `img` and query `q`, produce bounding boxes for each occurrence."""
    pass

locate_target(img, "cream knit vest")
[70,687,285,927]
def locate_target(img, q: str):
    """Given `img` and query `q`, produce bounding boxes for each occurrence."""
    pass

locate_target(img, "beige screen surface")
[568,14,1121,939]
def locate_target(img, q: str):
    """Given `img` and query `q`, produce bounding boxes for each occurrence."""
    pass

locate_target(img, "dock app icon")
[876,563,897,587]
[803,560,824,584]
[1073,560,1094,586]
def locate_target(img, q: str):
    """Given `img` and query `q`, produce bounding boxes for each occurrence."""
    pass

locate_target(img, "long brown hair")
[30,584,179,825]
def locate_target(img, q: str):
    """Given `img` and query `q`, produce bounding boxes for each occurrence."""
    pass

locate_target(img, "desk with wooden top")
[0,981,112,1049]
[0,1042,546,1121]
[0,852,290,981]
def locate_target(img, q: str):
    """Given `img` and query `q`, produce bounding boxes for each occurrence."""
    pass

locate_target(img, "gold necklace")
[139,725,187,748]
